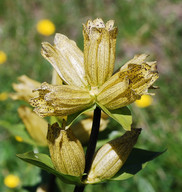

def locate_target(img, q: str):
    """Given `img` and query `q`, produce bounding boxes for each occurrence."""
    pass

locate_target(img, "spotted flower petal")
[47,123,85,176]
[30,82,94,117]
[83,18,118,87]
[120,54,149,70]
[30,19,159,122]
[41,33,88,88]
[97,56,159,109]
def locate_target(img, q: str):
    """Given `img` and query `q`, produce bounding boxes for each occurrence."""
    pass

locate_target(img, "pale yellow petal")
[47,123,85,176]
[126,62,159,94]
[18,106,48,146]
[10,75,41,102]
[30,83,94,117]
[97,29,110,86]
[96,72,122,94]
[87,128,141,183]
[97,78,129,106]
[101,61,158,110]
[41,34,87,88]
[104,89,139,109]
[51,69,63,85]
[83,26,101,86]
[105,20,115,30]
[83,18,118,87]
[107,27,118,78]
[120,54,149,70]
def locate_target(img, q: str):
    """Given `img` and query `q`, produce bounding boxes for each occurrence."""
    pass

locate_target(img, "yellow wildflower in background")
[135,95,153,108]
[4,174,20,188]
[0,92,8,101]
[36,19,55,36]
[15,136,23,142]
[0,51,7,64]
[30,18,158,118]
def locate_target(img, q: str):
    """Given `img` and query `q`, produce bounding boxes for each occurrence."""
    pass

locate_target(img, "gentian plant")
[8,18,164,192]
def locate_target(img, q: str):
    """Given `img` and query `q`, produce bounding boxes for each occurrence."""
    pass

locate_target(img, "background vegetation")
[0,0,181,191]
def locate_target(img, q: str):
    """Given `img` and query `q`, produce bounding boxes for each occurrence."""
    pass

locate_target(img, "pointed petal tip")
[54,33,68,43]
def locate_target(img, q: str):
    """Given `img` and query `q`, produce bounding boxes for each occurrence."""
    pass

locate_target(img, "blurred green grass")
[0,0,182,191]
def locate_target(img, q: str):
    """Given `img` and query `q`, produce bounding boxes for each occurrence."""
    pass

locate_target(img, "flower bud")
[86,128,141,183]
[47,123,85,177]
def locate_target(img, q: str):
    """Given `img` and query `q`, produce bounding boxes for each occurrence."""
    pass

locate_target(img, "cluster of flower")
[8,18,159,189]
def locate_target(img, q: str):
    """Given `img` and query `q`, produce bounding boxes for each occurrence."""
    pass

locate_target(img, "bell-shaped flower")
[47,122,85,176]
[10,72,61,145]
[86,128,141,183]
[10,75,41,102]
[30,18,158,120]
[18,106,48,146]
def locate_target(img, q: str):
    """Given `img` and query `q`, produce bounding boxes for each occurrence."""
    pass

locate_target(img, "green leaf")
[96,103,132,131]
[17,151,82,185]
[111,148,165,181]
[0,120,37,145]
[66,104,96,129]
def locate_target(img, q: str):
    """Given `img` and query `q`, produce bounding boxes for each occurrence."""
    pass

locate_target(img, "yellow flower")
[47,123,85,176]
[30,18,158,118]
[18,106,48,146]
[10,73,61,145]
[36,19,55,36]
[10,75,41,102]
[0,51,7,64]
[135,94,153,108]
[0,92,8,101]
[15,136,23,142]
[86,128,141,183]
[4,174,20,188]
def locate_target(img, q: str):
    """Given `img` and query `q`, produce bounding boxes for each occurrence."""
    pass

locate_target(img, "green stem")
[74,107,101,192]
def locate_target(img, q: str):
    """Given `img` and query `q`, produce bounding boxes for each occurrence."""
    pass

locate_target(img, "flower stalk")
[48,174,56,192]
[74,107,101,192]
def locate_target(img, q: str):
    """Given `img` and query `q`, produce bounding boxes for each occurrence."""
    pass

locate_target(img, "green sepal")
[96,103,132,131]
[0,120,37,145]
[111,148,165,181]
[17,151,82,185]
[66,104,96,129]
